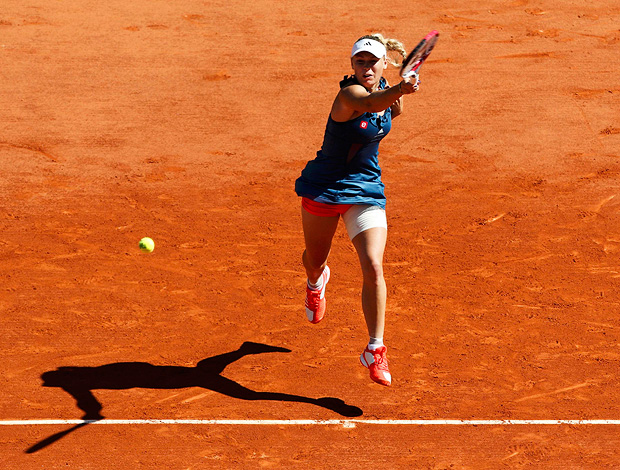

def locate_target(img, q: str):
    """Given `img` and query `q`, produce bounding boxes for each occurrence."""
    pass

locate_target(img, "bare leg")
[301,207,339,284]
[351,227,388,338]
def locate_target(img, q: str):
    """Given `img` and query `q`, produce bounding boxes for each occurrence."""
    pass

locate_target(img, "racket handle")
[406,71,419,88]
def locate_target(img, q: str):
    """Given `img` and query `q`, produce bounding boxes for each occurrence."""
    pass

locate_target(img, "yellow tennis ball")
[139,237,155,253]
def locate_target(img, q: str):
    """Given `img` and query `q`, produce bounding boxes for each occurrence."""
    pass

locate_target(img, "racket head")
[400,37,427,78]
[400,30,439,78]
[420,31,439,61]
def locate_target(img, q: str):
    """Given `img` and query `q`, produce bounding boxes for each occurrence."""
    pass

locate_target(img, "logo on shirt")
[360,121,368,129]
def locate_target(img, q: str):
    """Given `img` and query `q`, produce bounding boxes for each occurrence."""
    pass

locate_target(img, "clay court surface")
[1,0,620,468]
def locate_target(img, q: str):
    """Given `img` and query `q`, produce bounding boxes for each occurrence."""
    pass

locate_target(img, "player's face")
[351,52,388,90]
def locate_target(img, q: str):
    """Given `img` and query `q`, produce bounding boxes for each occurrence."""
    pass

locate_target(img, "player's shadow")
[26,342,362,454]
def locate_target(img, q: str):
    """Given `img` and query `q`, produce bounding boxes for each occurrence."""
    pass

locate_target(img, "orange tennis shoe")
[305,266,330,324]
[360,345,392,386]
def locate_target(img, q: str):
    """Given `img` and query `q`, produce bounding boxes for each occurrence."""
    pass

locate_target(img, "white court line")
[2,419,620,427]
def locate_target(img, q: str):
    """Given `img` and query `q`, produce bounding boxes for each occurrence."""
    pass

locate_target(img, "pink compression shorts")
[302,197,353,217]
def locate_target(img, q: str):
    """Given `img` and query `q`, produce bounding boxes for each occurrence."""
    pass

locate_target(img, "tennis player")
[295,33,419,386]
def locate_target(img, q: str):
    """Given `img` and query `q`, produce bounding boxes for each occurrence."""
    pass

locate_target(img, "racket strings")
[400,31,439,79]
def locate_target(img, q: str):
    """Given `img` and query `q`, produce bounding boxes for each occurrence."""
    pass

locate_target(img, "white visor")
[350,38,386,58]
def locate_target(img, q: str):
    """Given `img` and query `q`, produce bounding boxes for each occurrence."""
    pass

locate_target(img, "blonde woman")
[295,34,419,386]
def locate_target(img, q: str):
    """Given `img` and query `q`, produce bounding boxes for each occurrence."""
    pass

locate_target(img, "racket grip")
[405,71,419,88]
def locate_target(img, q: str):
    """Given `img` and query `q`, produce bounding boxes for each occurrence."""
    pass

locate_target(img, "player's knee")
[361,259,384,284]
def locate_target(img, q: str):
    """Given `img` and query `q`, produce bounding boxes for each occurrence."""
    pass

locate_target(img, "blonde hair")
[356,33,406,67]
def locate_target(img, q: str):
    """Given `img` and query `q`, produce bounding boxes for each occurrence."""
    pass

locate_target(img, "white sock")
[307,268,325,291]
[307,276,323,291]
[368,337,384,350]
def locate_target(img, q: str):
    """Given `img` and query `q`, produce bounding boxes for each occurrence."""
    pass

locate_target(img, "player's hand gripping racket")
[400,30,439,87]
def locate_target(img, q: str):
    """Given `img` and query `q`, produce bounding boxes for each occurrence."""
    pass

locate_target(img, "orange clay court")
[1,0,620,468]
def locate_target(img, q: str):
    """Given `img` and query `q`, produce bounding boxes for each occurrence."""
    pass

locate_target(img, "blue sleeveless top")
[295,77,392,209]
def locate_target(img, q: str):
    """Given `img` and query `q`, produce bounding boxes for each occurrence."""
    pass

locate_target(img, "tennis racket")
[400,30,439,84]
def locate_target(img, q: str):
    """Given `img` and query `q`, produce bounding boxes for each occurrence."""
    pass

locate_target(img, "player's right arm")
[331,80,416,122]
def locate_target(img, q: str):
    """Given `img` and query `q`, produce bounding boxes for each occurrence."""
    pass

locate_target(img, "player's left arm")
[388,80,415,119]
[390,88,403,119]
